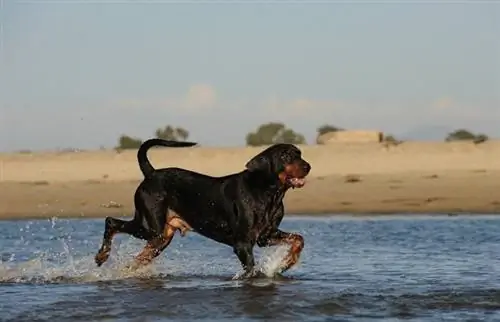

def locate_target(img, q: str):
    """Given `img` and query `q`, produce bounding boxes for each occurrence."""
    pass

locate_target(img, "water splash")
[232,244,291,280]
[0,216,168,284]
[1,217,295,284]
[50,216,57,229]
[258,244,291,276]
[1,239,293,284]
[0,239,161,284]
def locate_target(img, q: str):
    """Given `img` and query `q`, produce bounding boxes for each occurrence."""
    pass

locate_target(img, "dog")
[94,138,311,278]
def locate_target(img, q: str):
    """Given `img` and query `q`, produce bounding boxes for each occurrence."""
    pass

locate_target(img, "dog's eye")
[281,154,294,164]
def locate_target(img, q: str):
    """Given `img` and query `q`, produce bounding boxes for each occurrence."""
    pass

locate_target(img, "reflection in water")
[1,215,500,321]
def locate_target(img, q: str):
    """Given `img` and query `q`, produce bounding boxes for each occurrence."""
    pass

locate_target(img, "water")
[1,215,500,321]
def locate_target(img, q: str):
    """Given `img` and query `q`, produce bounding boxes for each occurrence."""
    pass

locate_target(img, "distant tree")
[154,125,189,141]
[382,134,403,146]
[116,135,143,150]
[316,124,343,144]
[473,134,489,144]
[383,134,398,143]
[115,125,190,151]
[445,129,489,144]
[245,122,306,146]
[317,124,343,136]
[445,129,475,141]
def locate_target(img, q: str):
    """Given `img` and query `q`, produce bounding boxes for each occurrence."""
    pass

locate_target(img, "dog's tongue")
[290,177,306,188]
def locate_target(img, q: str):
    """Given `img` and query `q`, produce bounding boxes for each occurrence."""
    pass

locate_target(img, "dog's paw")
[232,268,266,280]
[94,249,110,267]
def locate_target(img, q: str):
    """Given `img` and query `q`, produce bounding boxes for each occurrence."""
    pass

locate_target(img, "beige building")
[317,130,384,144]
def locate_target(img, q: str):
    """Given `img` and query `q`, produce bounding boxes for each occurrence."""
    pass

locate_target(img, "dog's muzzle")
[288,177,306,188]
[287,161,310,188]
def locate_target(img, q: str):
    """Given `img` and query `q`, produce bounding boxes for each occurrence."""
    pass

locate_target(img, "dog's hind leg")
[132,194,172,266]
[134,222,175,266]
[94,214,146,267]
[95,216,127,266]
[133,211,192,266]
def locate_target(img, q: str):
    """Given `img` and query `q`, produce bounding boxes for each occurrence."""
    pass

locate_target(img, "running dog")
[95,138,311,278]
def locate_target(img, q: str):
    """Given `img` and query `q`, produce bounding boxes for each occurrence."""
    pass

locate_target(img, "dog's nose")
[303,162,311,174]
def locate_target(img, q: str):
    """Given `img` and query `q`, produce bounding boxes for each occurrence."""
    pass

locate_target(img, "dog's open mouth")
[288,177,306,188]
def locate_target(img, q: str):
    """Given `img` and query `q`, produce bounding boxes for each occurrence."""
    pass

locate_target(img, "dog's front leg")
[233,242,258,278]
[258,230,304,273]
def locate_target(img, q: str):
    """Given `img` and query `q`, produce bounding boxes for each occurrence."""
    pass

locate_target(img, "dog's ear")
[245,154,273,173]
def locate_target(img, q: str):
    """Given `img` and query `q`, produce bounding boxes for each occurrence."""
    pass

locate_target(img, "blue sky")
[1,1,499,151]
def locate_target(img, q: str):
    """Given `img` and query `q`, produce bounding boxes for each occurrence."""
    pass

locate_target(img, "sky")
[1,0,499,151]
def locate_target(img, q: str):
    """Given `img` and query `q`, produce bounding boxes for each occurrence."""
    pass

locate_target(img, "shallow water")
[1,215,500,321]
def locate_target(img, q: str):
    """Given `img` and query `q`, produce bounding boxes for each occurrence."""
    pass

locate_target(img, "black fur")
[95,138,311,278]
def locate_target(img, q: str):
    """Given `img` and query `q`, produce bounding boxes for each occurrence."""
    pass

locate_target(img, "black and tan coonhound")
[95,138,311,278]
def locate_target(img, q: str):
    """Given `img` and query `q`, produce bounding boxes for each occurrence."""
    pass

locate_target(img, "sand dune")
[1,141,499,219]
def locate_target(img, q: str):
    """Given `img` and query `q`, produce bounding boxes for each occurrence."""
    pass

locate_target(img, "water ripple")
[1,215,500,321]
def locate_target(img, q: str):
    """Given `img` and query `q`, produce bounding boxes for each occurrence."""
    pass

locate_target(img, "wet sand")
[1,141,499,220]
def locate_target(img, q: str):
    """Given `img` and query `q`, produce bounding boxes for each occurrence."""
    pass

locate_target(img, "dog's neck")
[245,170,290,195]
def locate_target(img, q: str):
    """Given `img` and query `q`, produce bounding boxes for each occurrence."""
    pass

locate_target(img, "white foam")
[1,217,295,284]
[0,240,293,283]
[0,239,160,284]
[258,244,291,276]
[232,244,292,280]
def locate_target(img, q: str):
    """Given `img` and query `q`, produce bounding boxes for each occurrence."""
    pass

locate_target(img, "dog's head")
[245,144,311,189]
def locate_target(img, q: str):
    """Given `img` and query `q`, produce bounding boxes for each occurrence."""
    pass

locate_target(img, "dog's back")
[145,167,244,244]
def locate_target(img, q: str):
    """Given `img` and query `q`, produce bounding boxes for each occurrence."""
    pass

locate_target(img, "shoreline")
[0,212,498,223]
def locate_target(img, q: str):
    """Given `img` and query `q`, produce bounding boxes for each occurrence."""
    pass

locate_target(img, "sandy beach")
[1,141,499,220]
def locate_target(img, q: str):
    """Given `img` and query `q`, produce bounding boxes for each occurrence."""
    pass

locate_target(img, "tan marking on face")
[278,171,288,185]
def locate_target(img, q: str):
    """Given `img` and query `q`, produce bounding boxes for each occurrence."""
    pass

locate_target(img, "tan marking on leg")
[166,213,192,237]
[280,234,304,272]
[95,231,116,266]
[134,242,157,266]
[133,220,179,267]
[265,233,304,273]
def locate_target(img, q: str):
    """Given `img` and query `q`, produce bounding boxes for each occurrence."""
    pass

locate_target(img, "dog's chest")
[252,198,282,237]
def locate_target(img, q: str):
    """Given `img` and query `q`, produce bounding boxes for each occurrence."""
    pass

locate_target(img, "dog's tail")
[138,138,197,177]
